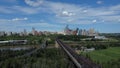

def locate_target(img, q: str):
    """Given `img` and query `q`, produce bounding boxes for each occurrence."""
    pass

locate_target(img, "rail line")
[56,39,101,68]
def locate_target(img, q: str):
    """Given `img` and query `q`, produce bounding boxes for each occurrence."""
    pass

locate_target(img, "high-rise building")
[63,25,98,36]
[7,32,13,36]
[88,28,94,36]
[23,29,27,36]
[64,25,78,35]
[0,31,6,36]
[64,25,71,35]
[32,27,36,35]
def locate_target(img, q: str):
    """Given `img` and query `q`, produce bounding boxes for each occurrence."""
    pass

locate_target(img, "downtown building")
[64,25,78,35]
[64,25,98,36]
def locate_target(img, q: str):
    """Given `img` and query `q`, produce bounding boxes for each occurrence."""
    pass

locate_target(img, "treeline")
[68,40,120,50]
[60,35,120,50]
[0,34,61,45]
[58,35,94,41]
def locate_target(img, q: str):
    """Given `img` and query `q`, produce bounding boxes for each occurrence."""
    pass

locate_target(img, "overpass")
[56,39,101,68]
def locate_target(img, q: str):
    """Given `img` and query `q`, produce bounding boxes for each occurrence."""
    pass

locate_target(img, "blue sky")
[0,0,120,33]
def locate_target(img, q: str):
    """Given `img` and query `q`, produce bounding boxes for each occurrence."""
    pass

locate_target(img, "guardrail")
[56,39,101,68]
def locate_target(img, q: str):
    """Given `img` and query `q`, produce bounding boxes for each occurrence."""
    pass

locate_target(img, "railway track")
[56,39,101,68]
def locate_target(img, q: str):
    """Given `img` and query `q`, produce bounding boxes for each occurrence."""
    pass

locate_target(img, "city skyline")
[0,0,120,33]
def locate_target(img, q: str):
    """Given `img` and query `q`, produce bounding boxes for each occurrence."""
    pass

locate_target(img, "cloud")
[0,19,62,32]
[25,0,44,7]
[118,19,120,22]
[0,5,42,14]
[83,10,88,13]
[50,3,120,24]
[25,22,61,28]
[12,6,40,14]
[0,0,120,25]
[97,1,103,4]
[0,6,14,14]
[12,17,28,21]
[0,17,28,22]
[56,10,75,17]
[1,0,17,3]
[92,20,97,23]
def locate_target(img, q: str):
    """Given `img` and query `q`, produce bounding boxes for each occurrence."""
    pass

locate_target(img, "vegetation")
[60,35,120,68]
[0,48,35,61]
[0,34,120,68]
[0,48,74,68]
[82,47,120,68]
[0,34,61,46]
[58,35,94,41]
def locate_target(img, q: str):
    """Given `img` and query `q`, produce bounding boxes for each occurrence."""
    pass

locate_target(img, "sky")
[0,0,120,33]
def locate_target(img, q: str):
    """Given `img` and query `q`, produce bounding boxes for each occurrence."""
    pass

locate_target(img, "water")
[0,47,32,51]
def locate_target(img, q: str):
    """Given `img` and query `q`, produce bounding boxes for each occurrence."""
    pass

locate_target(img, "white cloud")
[12,17,28,21]
[92,20,97,23]
[83,10,87,13]
[0,17,28,22]
[26,22,61,28]
[97,1,103,4]
[0,20,62,32]
[0,0,120,25]
[25,0,44,7]
[52,3,120,24]
[57,10,75,17]
[67,19,74,22]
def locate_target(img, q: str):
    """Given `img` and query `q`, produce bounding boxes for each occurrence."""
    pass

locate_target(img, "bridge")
[56,39,101,68]
[17,40,48,58]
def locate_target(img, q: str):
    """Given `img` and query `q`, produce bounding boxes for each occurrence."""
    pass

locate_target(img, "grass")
[82,47,120,63]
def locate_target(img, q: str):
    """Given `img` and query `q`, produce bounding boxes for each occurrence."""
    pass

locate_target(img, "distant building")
[23,29,27,36]
[64,25,98,36]
[88,28,98,36]
[7,32,13,36]
[32,27,36,35]
[39,31,43,35]
[31,27,40,36]
[0,31,6,36]
[64,25,78,35]
[94,36,107,39]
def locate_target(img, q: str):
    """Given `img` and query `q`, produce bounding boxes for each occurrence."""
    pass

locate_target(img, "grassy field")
[82,47,120,63]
